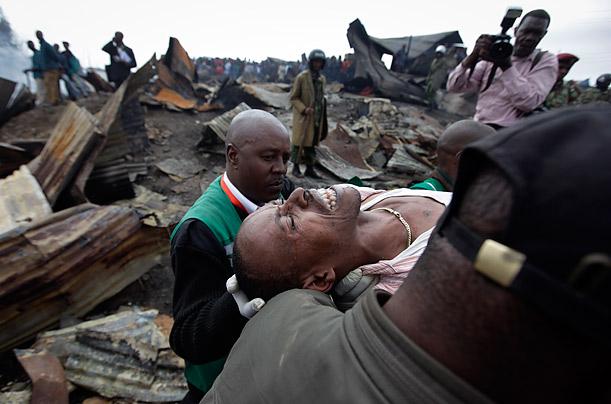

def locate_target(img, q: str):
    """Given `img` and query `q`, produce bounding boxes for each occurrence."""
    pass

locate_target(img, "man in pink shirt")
[447,9,558,129]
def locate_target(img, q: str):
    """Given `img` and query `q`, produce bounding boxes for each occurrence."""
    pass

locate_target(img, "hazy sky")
[3,0,610,81]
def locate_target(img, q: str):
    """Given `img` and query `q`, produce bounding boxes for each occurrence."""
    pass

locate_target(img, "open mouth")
[314,187,337,210]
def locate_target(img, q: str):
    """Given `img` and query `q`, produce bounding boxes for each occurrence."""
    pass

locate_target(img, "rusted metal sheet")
[0,204,169,352]
[14,350,68,404]
[346,19,426,103]
[85,60,154,204]
[386,145,431,175]
[0,165,52,234]
[27,102,101,206]
[213,80,275,111]
[321,124,375,171]
[200,102,251,145]
[0,142,37,178]
[242,83,290,110]
[316,144,381,180]
[163,37,195,84]
[153,87,197,110]
[0,77,35,127]
[30,308,187,402]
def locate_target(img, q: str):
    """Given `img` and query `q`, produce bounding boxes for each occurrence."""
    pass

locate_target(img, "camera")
[488,7,523,60]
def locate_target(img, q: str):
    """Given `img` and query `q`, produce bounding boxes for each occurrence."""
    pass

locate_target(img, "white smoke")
[0,7,31,85]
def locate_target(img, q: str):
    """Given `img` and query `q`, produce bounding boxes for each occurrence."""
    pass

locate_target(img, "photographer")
[447,9,558,129]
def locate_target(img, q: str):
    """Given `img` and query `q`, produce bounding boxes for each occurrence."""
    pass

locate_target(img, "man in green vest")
[410,120,494,192]
[169,109,292,403]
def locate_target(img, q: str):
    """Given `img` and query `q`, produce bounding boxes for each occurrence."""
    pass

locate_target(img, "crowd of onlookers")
[194,54,355,84]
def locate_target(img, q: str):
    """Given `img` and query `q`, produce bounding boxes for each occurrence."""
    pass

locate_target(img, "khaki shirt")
[202,289,492,404]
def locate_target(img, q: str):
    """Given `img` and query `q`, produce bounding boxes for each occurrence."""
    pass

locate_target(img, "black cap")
[440,105,611,343]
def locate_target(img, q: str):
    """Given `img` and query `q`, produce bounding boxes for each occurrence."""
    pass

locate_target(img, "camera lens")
[490,40,513,60]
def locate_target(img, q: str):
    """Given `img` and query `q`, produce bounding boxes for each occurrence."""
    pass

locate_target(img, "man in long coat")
[289,49,328,178]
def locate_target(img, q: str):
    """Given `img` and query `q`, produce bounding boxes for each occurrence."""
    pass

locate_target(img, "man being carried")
[289,49,328,179]
[410,120,495,192]
[203,105,611,403]
[233,185,451,305]
[169,110,292,402]
[447,9,558,129]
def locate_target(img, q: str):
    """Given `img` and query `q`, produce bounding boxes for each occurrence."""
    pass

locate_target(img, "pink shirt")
[447,50,558,127]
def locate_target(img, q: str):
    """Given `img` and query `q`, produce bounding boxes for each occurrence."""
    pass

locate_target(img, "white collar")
[223,173,259,214]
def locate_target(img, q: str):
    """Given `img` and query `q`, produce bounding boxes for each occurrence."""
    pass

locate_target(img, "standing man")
[102,31,136,89]
[289,49,328,179]
[25,40,45,105]
[447,9,558,129]
[169,110,292,403]
[35,30,62,106]
[425,45,449,110]
[544,53,580,109]
[62,42,91,98]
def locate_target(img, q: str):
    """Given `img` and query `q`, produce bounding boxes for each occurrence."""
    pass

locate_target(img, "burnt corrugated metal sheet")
[0,165,52,234]
[27,102,101,206]
[0,77,35,127]
[347,19,426,102]
[27,308,187,402]
[85,59,154,204]
[316,145,381,180]
[0,204,168,351]
[163,37,195,84]
[200,102,251,146]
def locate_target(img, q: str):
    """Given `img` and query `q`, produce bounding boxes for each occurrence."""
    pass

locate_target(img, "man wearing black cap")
[201,106,611,403]
[289,49,328,178]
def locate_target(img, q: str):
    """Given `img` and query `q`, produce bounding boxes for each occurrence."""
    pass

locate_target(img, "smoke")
[0,6,31,84]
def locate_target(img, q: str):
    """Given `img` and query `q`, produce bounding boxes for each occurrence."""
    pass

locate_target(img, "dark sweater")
[170,217,247,363]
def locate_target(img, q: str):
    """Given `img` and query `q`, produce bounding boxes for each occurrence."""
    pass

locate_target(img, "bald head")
[224,109,291,204]
[436,120,494,189]
[226,109,288,149]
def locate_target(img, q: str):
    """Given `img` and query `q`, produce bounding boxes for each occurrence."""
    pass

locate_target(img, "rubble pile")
[0,35,470,403]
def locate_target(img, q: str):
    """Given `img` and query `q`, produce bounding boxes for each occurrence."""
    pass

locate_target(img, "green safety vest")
[171,176,243,393]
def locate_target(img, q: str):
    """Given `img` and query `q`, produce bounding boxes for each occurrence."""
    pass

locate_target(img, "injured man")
[232,185,451,307]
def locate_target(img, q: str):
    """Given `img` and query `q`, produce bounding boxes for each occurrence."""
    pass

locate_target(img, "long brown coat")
[289,70,328,147]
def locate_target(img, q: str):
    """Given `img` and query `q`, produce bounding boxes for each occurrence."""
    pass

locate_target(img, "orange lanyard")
[220,176,248,215]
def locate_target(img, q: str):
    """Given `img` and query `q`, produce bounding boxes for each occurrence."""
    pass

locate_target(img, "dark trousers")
[291,145,316,165]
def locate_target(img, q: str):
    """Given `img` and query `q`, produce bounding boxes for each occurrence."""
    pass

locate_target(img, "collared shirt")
[447,50,558,127]
[202,288,492,404]
[222,173,258,214]
[356,187,452,295]
[116,46,132,64]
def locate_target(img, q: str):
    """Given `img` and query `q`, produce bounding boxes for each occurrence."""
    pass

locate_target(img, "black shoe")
[292,165,303,178]
[304,166,322,179]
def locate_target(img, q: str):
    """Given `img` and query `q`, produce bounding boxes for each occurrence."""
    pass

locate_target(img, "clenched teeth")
[315,188,337,210]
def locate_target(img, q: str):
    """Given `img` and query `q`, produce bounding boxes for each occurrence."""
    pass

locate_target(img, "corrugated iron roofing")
[0,165,52,234]
[200,102,251,145]
[28,102,101,206]
[0,204,168,351]
[27,308,187,402]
